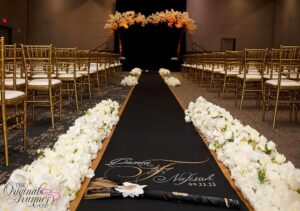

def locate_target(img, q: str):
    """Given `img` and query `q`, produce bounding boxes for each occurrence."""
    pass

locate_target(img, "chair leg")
[49,89,55,129]
[240,80,246,110]
[262,85,266,121]
[23,99,27,151]
[272,88,280,128]
[32,91,35,121]
[59,86,62,122]
[235,78,238,107]
[2,113,9,166]
[222,76,227,99]
[88,75,92,99]
[74,79,79,111]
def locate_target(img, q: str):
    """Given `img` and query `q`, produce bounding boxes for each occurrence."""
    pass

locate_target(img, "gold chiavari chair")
[263,45,300,128]
[198,53,213,87]
[21,44,62,129]
[188,54,200,81]
[76,50,97,99]
[219,50,243,98]
[263,49,285,80]
[4,45,26,91]
[208,52,225,91]
[1,37,27,166]
[55,47,83,111]
[235,48,268,109]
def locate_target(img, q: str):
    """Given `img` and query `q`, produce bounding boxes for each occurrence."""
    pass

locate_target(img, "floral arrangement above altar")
[104,9,196,33]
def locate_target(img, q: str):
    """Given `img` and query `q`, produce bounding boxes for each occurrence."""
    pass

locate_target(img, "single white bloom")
[115,182,147,198]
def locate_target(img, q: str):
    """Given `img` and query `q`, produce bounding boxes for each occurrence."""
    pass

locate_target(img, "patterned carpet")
[0,73,130,184]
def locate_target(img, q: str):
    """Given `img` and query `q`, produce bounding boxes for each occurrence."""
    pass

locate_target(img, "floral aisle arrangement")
[0,99,120,211]
[159,68,171,77]
[105,10,196,33]
[130,67,142,76]
[121,75,139,86]
[184,97,300,211]
[164,76,181,87]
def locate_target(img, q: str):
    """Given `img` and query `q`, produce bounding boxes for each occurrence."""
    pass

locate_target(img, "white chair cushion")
[6,73,23,78]
[0,90,25,100]
[5,78,26,86]
[214,67,224,72]
[32,73,56,78]
[288,73,300,80]
[266,79,300,87]
[237,74,261,80]
[263,74,287,79]
[219,70,239,75]
[58,73,82,79]
[58,70,74,74]
[29,79,61,86]
[78,69,97,75]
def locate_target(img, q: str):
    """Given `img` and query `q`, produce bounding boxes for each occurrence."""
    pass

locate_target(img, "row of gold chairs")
[181,46,300,128]
[0,37,122,166]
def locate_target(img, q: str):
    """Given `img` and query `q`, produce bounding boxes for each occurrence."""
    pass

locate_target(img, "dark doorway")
[0,26,12,44]
[221,38,236,51]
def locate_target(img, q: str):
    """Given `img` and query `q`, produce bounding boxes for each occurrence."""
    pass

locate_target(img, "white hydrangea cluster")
[164,76,181,87]
[121,75,138,86]
[130,67,142,76]
[185,96,300,211]
[0,99,120,211]
[159,68,171,76]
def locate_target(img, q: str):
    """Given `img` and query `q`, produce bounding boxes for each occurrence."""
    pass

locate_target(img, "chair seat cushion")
[29,79,61,86]
[78,69,97,75]
[219,70,239,75]
[5,78,26,86]
[0,90,25,100]
[237,74,261,80]
[266,79,300,87]
[58,73,82,79]
[6,73,24,78]
[32,73,57,78]
[263,74,287,79]
[288,73,300,80]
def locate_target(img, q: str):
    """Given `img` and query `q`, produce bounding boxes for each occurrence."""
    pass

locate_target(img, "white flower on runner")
[130,67,142,76]
[164,76,181,87]
[121,75,138,86]
[159,68,171,76]
[115,182,147,198]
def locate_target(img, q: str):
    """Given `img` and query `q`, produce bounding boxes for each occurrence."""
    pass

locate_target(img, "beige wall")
[2,0,299,50]
[27,0,115,49]
[0,0,27,44]
[273,0,300,47]
[186,0,275,51]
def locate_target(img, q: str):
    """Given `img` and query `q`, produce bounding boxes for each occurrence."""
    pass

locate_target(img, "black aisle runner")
[78,73,248,211]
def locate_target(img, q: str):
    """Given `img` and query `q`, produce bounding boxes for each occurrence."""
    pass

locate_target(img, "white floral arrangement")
[104,10,196,33]
[147,9,196,33]
[185,96,300,211]
[104,11,147,33]
[130,67,142,76]
[164,77,181,87]
[121,75,138,86]
[0,99,120,211]
[159,68,171,76]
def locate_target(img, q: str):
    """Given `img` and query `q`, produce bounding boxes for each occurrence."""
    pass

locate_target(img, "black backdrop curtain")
[115,0,186,71]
